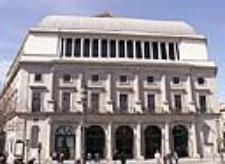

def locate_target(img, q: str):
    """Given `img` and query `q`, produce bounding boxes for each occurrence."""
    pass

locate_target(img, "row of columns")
[61,38,180,61]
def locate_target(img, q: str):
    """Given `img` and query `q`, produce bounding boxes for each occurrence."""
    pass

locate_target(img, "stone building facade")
[2,15,221,163]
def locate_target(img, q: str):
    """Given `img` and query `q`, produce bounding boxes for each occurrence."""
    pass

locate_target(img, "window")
[147,76,154,84]
[119,75,128,83]
[127,40,133,58]
[144,42,150,59]
[84,39,90,57]
[169,43,175,60]
[91,74,99,83]
[31,91,41,112]
[65,38,72,57]
[173,77,180,84]
[90,93,99,113]
[152,42,158,59]
[198,77,205,85]
[62,92,71,112]
[110,40,116,58]
[136,41,142,59]
[101,39,108,57]
[31,126,39,148]
[199,95,207,113]
[147,94,155,112]
[63,74,71,83]
[119,40,125,58]
[174,94,182,112]
[160,42,167,60]
[92,39,99,57]
[119,94,128,112]
[60,38,64,57]
[34,73,42,82]
[74,39,81,57]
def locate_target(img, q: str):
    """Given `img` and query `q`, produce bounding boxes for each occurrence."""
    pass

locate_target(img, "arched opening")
[115,126,134,159]
[55,126,75,160]
[172,125,189,157]
[85,125,105,159]
[144,126,162,159]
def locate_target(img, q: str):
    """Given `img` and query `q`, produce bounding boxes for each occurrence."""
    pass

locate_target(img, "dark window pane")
[127,40,133,58]
[147,76,154,83]
[173,77,180,84]
[174,94,182,111]
[84,39,90,57]
[63,74,71,83]
[160,42,167,60]
[119,94,128,112]
[62,92,71,112]
[34,74,42,82]
[152,42,158,59]
[31,126,39,148]
[92,39,99,57]
[119,75,127,83]
[91,93,99,112]
[32,91,41,112]
[136,41,142,59]
[60,38,64,57]
[110,40,116,58]
[169,43,175,60]
[144,42,150,59]
[74,39,81,57]
[92,75,99,82]
[119,40,125,58]
[147,94,155,112]
[101,39,107,57]
[65,38,72,57]
[198,77,205,85]
[199,95,207,113]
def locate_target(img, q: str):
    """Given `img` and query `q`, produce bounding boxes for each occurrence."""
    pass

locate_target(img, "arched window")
[30,126,39,148]
[55,126,75,160]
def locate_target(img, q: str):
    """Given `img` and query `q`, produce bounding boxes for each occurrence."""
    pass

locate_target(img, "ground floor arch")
[85,125,105,159]
[115,125,134,159]
[144,125,162,159]
[172,124,189,157]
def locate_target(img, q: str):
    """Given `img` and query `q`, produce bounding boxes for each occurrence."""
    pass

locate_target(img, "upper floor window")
[199,95,207,113]
[74,38,81,57]
[144,42,150,59]
[174,94,182,112]
[65,38,72,57]
[147,76,154,84]
[101,39,108,58]
[91,74,99,83]
[30,126,39,148]
[119,40,125,58]
[34,73,42,82]
[90,92,99,113]
[147,94,155,112]
[110,40,116,58]
[127,40,133,58]
[31,90,41,112]
[169,43,175,60]
[62,92,71,112]
[92,39,99,57]
[63,74,71,83]
[160,42,167,60]
[198,77,205,85]
[152,42,158,59]
[173,77,180,84]
[84,39,90,57]
[119,75,128,83]
[136,41,142,59]
[119,93,128,112]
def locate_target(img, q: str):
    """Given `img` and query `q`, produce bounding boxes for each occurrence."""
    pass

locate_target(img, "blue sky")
[0,0,225,102]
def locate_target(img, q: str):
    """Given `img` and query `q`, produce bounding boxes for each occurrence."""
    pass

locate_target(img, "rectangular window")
[34,73,42,82]
[127,40,133,58]
[119,94,128,112]
[119,75,128,83]
[147,94,155,112]
[169,43,175,60]
[83,39,90,57]
[101,39,108,57]
[174,94,182,112]
[91,74,99,83]
[199,95,207,113]
[152,42,159,59]
[110,40,116,58]
[144,42,150,59]
[65,38,72,57]
[62,92,71,112]
[160,42,167,60]
[31,91,41,112]
[91,92,99,113]
[74,38,81,57]
[92,39,99,57]
[119,40,125,58]
[136,41,142,59]
[63,74,71,83]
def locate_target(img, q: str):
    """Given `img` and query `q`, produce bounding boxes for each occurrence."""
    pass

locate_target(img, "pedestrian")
[173,151,178,164]
[86,153,93,164]
[58,153,64,164]
[154,150,161,164]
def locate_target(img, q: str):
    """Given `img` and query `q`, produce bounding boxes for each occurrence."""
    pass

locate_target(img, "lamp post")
[81,85,87,164]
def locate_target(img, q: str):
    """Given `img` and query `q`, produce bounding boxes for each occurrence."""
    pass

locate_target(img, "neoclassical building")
[2,14,222,163]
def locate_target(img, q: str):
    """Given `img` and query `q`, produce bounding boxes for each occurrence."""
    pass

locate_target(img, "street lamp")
[81,85,87,164]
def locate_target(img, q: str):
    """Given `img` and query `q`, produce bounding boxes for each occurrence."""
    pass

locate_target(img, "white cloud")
[0,59,11,87]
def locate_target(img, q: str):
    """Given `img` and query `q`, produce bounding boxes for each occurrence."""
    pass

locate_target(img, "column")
[158,42,161,60]
[63,38,66,57]
[133,40,136,59]
[161,74,169,112]
[190,122,199,157]
[116,40,119,58]
[45,118,52,159]
[76,124,82,159]
[106,74,113,113]
[135,123,142,160]
[47,67,54,112]
[187,74,195,112]
[98,39,101,58]
[166,42,169,60]
[90,38,93,57]
[164,122,170,156]
[149,42,153,59]
[134,74,142,113]
[72,38,75,57]
[141,41,144,60]
[81,38,84,57]
[125,40,127,58]
[106,123,112,160]
[77,73,84,112]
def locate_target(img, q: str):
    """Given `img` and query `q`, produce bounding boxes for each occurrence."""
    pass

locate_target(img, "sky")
[0,0,225,101]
